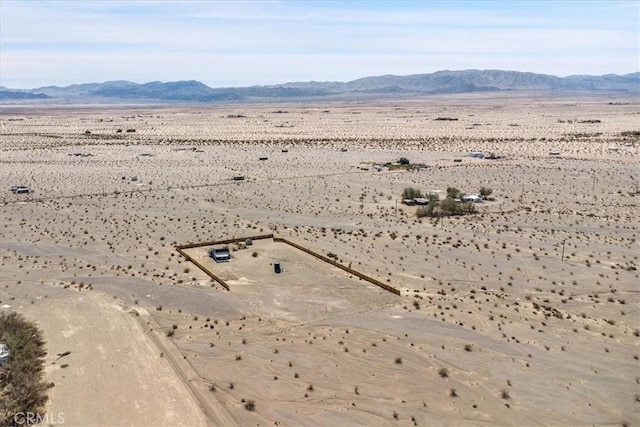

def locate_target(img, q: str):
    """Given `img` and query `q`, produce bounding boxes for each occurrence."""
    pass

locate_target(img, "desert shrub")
[421,192,480,219]
[621,130,640,137]
[426,193,439,204]
[416,204,436,218]
[460,201,477,214]
[398,157,410,165]
[415,206,428,218]
[0,312,50,426]
[479,187,493,199]
[446,187,461,199]
[402,187,422,199]
[440,197,459,214]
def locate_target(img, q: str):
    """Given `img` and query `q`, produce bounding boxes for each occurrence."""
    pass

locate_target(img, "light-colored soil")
[184,238,396,321]
[1,93,638,426]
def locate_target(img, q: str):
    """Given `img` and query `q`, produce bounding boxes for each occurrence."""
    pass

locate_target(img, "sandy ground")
[0,93,638,426]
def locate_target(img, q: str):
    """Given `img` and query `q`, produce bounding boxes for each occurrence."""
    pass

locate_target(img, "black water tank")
[274,262,281,274]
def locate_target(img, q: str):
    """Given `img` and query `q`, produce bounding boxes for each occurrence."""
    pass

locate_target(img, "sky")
[1,0,638,89]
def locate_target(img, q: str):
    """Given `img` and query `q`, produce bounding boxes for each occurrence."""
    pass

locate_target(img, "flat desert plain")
[1,93,638,426]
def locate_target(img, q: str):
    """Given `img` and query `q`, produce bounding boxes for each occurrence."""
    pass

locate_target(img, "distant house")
[462,195,483,203]
[413,198,428,205]
[10,186,30,194]
[411,164,430,171]
[209,247,231,263]
[0,342,9,366]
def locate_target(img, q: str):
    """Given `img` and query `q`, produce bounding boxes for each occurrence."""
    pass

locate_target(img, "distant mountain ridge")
[2,70,638,102]
[0,90,51,100]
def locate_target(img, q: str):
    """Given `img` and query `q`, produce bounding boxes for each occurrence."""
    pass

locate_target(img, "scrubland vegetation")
[0,94,638,426]
[0,312,50,426]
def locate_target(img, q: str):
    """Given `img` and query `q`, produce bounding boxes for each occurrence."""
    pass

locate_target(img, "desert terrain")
[0,93,638,426]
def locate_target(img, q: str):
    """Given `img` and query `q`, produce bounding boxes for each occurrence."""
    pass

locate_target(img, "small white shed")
[0,342,9,366]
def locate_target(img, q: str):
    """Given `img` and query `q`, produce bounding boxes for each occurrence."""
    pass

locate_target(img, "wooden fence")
[176,234,400,296]
[175,247,231,291]
[176,234,274,250]
[175,234,275,291]
[273,237,400,296]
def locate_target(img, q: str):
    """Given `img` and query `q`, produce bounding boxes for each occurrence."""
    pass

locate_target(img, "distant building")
[10,186,30,194]
[209,247,231,263]
[413,198,428,205]
[0,343,9,366]
[462,195,483,203]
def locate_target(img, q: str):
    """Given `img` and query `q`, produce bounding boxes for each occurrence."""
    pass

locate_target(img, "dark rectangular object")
[274,262,281,274]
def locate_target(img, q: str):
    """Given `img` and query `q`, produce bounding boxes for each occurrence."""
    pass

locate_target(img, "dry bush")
[0,312,50,426]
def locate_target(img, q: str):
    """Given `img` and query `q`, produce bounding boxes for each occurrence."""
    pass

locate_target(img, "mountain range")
[1,70,638,103]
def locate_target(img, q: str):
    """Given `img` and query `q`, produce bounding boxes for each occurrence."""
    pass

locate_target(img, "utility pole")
[561,239,566,262]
